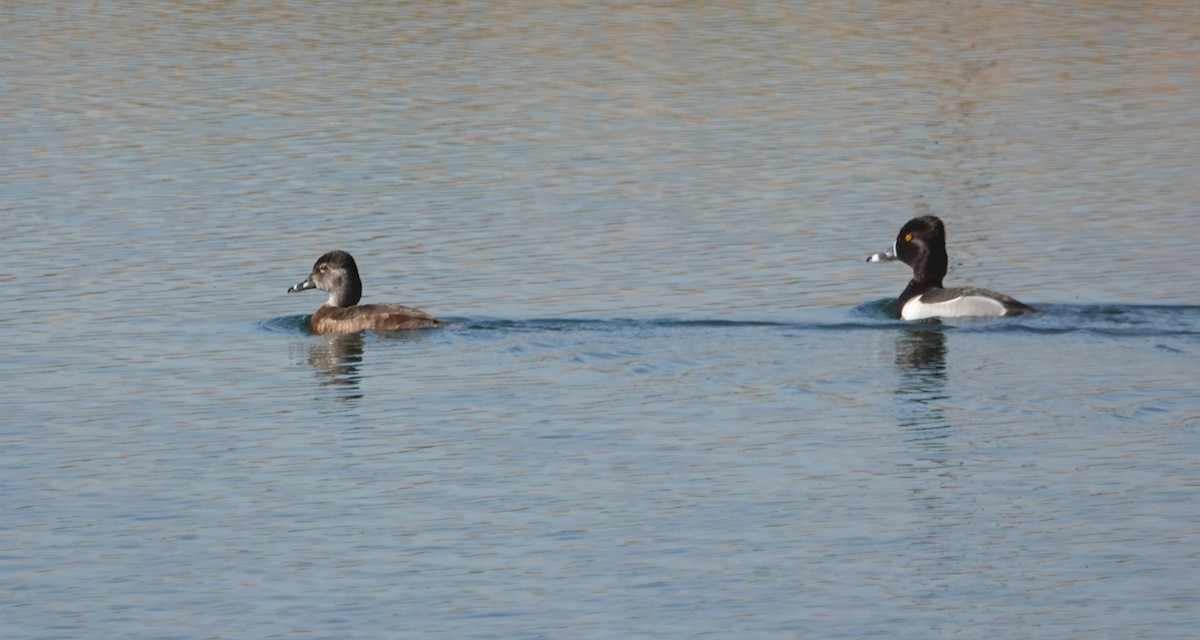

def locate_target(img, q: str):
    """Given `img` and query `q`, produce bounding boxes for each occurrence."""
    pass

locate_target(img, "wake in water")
[261,304,1200,338]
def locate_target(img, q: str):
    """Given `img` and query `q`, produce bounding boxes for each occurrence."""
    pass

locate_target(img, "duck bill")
[866,244,898,263]
[287,276,316,293]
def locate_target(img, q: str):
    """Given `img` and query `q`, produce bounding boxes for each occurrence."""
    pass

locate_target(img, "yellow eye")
[904,233,913,242]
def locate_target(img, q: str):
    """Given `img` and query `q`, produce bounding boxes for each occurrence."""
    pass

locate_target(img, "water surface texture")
[3,2,1199,638]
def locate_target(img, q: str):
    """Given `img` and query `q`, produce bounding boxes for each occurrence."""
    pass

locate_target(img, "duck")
[867,216,1037,320]
[287,250,444,333]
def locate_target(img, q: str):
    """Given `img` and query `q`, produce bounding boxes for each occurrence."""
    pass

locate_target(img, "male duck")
[287,250,444,333]
[867,216,1037,320]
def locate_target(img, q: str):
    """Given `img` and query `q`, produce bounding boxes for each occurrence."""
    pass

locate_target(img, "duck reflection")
[306,332,365,401]
[893,327,951,445]
[893,327,972,581]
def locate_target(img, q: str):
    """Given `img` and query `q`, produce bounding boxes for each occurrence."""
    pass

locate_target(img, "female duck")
[867,216,1036,320]
[287,250,444,333]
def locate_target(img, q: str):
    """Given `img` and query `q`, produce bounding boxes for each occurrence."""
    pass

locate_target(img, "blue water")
[4,2,1200,639]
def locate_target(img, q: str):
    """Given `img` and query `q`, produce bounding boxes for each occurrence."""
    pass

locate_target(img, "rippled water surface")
[3,2,1199,638]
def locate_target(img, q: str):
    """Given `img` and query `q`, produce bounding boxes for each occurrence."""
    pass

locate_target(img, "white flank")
[902,294,1008,320]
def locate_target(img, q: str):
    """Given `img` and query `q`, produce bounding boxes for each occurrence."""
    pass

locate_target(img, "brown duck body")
[288,250,444,334]
[310,303,444,334]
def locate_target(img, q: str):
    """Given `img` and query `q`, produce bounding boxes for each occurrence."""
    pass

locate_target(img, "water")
[3,2,1199,638]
